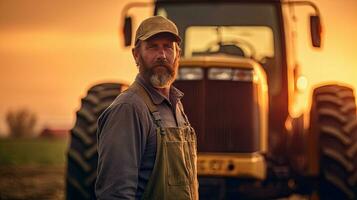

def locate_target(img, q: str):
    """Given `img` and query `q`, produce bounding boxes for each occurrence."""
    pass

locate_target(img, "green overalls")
[130,82,198,200]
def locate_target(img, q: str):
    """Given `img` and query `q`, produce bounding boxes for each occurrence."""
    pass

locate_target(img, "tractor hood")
[175,55,268,153]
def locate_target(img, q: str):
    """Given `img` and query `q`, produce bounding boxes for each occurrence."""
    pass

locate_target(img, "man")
[95,16,198,200]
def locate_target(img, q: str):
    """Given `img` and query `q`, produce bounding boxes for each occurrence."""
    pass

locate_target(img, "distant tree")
[6,109,37,137]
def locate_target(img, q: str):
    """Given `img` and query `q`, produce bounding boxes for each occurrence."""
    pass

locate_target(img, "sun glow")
[0,0,357,135]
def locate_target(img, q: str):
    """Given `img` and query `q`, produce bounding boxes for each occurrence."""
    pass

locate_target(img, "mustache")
[154,59,170,68]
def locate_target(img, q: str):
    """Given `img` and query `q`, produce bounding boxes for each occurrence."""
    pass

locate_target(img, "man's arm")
[95,103,147,199]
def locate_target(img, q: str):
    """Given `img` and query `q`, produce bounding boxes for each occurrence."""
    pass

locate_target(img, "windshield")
[155,2,282,94]
[185,26,274,60]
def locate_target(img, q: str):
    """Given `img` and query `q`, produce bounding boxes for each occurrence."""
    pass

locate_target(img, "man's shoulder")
[103,87,148,116]
[97,88,150,126]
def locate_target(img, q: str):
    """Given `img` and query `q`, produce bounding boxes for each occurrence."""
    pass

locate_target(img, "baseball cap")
[134,16,182,45]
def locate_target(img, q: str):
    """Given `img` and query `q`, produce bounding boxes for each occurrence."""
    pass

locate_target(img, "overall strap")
[178,101,193,130]
[130,82,166,135]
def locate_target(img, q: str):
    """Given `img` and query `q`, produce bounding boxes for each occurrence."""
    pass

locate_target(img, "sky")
[0,0,356,136]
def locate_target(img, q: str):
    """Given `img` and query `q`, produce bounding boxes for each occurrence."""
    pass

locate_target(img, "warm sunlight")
[0,0,356,135]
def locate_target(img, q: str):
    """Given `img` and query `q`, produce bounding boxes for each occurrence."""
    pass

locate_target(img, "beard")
[138,55,179,88]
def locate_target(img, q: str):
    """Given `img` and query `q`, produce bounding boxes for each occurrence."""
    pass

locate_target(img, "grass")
[0,137,69,165]
[0,165,65,200]
[0,138,69,199]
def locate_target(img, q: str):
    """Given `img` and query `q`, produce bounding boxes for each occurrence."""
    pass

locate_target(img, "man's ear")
[175,43,181,58]
[177,46,182,59]
[132,48,139,66]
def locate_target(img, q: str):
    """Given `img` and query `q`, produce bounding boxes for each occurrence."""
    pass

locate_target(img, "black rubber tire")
[66,83,126,200]
[310,84,357,199]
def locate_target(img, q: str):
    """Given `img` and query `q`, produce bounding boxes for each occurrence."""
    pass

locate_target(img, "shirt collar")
[135,74,184,105]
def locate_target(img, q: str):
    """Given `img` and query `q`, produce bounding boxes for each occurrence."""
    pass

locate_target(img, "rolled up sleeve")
[95,103,147,200]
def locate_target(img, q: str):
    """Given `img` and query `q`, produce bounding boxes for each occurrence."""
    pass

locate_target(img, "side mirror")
[123,16,132,47]
[310,15,322,48]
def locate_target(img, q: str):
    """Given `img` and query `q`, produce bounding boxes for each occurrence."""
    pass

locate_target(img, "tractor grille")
[174,79,260,153]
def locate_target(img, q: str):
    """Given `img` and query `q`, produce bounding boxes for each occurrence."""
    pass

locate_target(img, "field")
[0,137,308,200]
[0,138,68,200]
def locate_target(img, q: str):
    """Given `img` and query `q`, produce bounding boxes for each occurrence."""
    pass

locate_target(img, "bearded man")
[95,16,198,200]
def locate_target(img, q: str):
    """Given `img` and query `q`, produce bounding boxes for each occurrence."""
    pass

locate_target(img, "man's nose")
[157,48,167,59]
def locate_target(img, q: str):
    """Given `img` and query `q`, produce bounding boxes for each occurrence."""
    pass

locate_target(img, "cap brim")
[138,30,182,44]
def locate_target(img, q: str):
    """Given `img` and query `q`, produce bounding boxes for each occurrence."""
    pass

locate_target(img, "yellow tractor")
[66,0,357,199]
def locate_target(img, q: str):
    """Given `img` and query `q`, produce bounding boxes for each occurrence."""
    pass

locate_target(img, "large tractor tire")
[310,84,357,199]
[66,83,126,200]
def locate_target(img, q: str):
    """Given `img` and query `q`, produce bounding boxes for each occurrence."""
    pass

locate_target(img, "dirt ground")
[0,165,65,200]
[0,165,310,200]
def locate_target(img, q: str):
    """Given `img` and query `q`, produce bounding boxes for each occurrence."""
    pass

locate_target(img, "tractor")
[66,0,357,199]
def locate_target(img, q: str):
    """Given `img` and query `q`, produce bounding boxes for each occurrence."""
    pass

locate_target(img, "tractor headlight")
[177,68,203,80]
[208,68,232,80]
[233,69,254,82]
[208,68,254,81]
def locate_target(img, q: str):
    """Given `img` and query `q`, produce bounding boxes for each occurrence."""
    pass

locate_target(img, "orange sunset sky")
[0,0,357,136]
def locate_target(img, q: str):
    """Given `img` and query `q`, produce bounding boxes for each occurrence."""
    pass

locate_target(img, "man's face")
[133,34,180,88]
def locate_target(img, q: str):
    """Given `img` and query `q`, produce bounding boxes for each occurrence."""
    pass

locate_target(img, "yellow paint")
[197,152,266,180]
